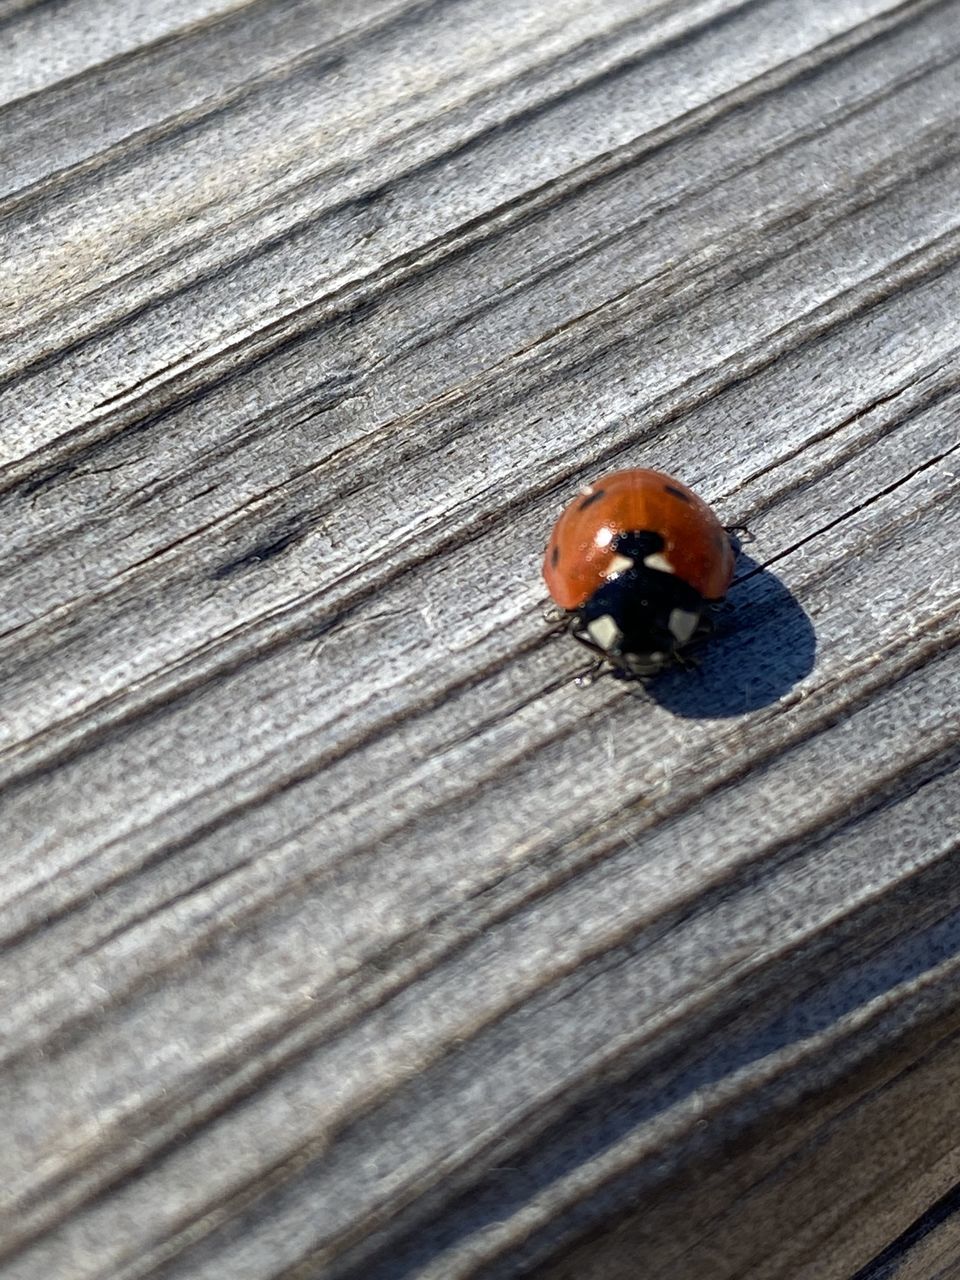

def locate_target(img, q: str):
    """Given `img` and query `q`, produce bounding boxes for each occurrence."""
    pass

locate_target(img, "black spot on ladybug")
[551,544,560,568]
[578,487,606,510]
[664,484,692,503]
[613,530,665,558]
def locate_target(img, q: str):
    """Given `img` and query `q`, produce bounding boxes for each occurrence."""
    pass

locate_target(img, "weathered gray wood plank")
[1,0,959,1276]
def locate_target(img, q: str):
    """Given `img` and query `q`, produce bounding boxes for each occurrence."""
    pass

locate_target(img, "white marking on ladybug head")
[668,608,700,644]
[606,553,634,576]
[644,552,675,574]
[587,614,622,651]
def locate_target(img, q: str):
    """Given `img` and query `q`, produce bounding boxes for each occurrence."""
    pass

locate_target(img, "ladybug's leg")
[570,630,621,686]
[575,659,608,688]
[702,598,736,635]
[683,600,732,656]
[723,523,755,549]
[571,630,611,663]
[543,608,574,641]
[542,602,569,626]
[673,649,701,672]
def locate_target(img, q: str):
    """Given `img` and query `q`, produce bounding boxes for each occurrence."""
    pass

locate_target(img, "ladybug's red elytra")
[544,467,736,677]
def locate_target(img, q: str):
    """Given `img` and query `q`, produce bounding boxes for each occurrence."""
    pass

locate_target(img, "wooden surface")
[2,0,959,1276]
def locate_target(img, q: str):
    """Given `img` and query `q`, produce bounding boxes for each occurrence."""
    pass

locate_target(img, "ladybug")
[544,468,736,677]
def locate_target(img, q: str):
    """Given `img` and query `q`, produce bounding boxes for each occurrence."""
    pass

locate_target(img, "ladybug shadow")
[643,554,816,719]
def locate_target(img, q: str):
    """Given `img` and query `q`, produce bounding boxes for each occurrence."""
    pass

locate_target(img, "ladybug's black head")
[571,531,704,677]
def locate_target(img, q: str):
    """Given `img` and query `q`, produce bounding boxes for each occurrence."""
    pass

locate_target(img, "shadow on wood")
[647,554,816,718]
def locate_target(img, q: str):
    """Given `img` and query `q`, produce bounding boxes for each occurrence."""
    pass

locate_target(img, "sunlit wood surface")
[2,0,960,1276]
